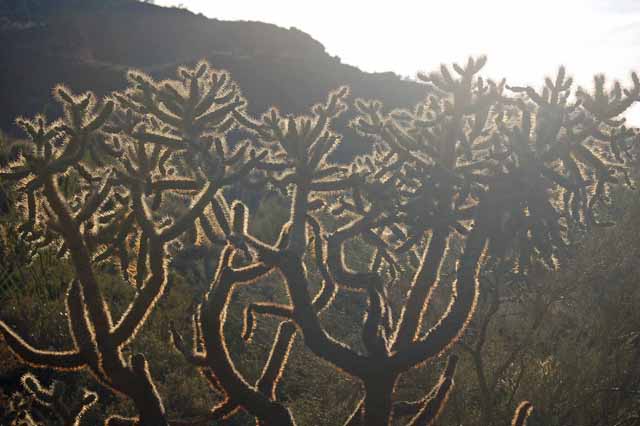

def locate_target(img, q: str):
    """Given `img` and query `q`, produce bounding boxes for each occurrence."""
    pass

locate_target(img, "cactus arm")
[65,279,104,374]
[168,399,238,425]
[0,321,84,369]
[41,174,114,338]
[198,246,295,425]
[404,355,458,426]
[278,251,370,378]
[391,226,487,371]
[391,230,449,351]
[511,401,533,426]
[256,321,298,398]
[326,215,385,291]
[159,182,219,242]
[110,236,167,346]
[169,322,208,367]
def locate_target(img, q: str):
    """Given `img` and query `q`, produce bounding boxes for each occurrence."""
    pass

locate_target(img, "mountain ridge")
[1,0,427,155]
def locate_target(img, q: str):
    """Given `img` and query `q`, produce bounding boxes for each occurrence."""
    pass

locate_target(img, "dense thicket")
[0,56,638,426]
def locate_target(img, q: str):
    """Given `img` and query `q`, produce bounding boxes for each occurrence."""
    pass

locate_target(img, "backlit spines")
[0,61,259,426]
[511,401,533,426]
[1,56,637,426]
[21,372,98,426]
[405,355,458,426]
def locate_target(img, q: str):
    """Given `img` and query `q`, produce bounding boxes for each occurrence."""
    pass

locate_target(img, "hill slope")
[0,1,427,155]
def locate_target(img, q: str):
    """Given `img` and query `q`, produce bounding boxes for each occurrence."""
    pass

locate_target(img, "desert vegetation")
[1,51,639,426]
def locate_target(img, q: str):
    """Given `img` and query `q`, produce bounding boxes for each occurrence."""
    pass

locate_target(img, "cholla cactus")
[21,373,97,426]
[0,57,636,426]
[511,401,533,426]
[0,61,267,426]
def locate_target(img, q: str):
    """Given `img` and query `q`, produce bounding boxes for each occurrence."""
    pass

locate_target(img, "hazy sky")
[156,0,640,122]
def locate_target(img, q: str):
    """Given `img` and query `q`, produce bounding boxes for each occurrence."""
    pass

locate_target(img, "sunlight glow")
[156,0,640,123]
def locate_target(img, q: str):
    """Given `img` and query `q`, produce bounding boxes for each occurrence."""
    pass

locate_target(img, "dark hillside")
[0,0,426,155]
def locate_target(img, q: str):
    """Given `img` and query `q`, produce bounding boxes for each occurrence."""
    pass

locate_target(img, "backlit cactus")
[1,57,636,425]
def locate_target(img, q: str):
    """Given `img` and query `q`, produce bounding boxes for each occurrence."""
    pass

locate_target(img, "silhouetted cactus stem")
[169,321,207,367]
[256,321,297,399]
[511,401,533,426]
[405,355,458,426]
[391,224,486,371]
[21,372,98,426]
[167,399,238,426]
[197,246,295,425]
[392,230,449,350]
[242,303,293,342]
[0,321,84,369]
[105,416,137,426]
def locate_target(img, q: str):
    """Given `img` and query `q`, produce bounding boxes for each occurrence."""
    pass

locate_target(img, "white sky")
[156,0,640,123]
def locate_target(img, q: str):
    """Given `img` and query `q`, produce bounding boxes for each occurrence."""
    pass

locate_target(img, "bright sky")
[156,0,640,123]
